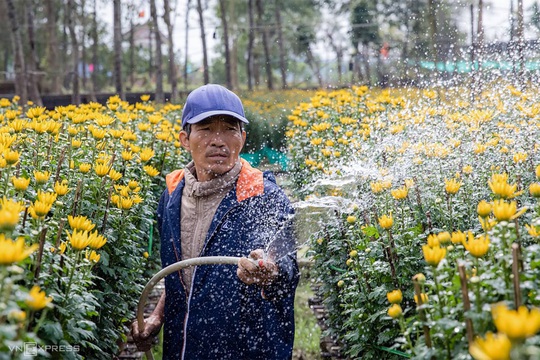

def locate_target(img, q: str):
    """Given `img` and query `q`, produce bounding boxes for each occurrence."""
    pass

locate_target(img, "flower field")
[287,84,540,359]
[0,95,189,358]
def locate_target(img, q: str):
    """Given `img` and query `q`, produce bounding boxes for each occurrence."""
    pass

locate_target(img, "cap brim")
[186,110,249,125]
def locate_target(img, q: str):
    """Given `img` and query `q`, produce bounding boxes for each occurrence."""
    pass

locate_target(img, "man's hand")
[130,314,162,352]
[237,249,279,286]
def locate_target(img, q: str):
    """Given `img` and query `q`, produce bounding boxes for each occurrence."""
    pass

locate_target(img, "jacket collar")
[165,158,264,202]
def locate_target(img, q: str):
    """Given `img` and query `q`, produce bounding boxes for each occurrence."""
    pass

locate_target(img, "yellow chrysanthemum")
[86,250,101,263]
[37,190,57,205]
[0,234,38,265]
[79,163,92,173]
[492,303,540,340]
[463,232,490,258]
[445,178,461,195]
[68,215,96,232]
[108,169,122,181]
[529,183,540,198]
[378,214,393,229]
[88,232,107,249]
[414,293,428,305]
[386,290,402,304]
[526,224,540,238]
[469,332,510,360]
[11,176,30,191]
[143,165,159,177]
[477,200,492,218]
[391,186,408,200]
[26,285,53,310]
[387,304,402,319]
[34,170,51,185]
[492,199,526,222]
[54,180,70,196]
[66,230,92,250]
[451,231,466,244]
[422,244,446,267]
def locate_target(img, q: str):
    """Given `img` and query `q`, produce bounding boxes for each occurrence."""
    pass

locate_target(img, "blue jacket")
[157,160,299,359]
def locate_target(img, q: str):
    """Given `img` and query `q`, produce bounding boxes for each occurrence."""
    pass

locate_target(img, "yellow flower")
[437,231,451,244]
[66,230,92,250]
[86,250,101,263]
[477,200,492,218]
[3,149,20,165]
[139,148,155,162]
[88,231,107,249]
[117,197,133,210]
[121,150,133,161]
[37,190,57,205]
[530,183,540,198]
[492,199,526,221]
[108,168,122,181]
[391,186,408,200]
[143,165,160,177]
[469,332,510,360]
[54,180,70,196]
[11,176,30,191]
[71,138,82,148]
[526,224,540,238]
[370,181,385,194]
[346,216,356,224]
[445,178,461,195]
[427,234,440,247]
[34,170,51,185]
[8,310,26,322]
[140,94,150,102]
[451,231,466,244]
[492,303,540,340]
[463,165,473,174]
[387,304,402,319]
[422,244,446,267]
[414,293,429,305]
[29,200,52,218]
[0,198,24,231]
[488,173,521,199]
[128,180,139,189]
[26,285,53,310]
[387,289,402,304]
[58,242,67,255]
[349,250,358,258]
[479,216,497,232]
[463,232,490,258]
[378,214,393,229]
[26,107,46,119]
[0,234,38,265]
[143,251,149,258]
[513,152,528,163]
[94,163,110,177]
[68,215,96,232]
[79,163,92,173]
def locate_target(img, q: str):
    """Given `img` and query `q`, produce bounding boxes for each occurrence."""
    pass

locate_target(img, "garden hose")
[137,256,241,360]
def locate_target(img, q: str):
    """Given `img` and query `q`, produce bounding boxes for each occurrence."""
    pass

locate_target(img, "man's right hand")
[130,314,163,352]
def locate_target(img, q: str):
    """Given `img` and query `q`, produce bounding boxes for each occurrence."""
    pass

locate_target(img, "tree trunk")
[163,0,178,102]
[24,0,42,105]
[255,0,273,90]
[326,30,343,85]
[427,0,438,63]
[183,0,191,89]
[196,0,209,84]
[113,0,123,98]
[45,0,61,94]
[306,46,323,88]
[218,0,232,89]
[150,0,164,103]
[3,0,27,103]
[67,0,80,104]
[246,0,255,90]
[129,18,135,90]
[476,0,484,66]
[90,0,98,100]
[274,0,287,89]
[80,0,87,91]
[516,0,525,83]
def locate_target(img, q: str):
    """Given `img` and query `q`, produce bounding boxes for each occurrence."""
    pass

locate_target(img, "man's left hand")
[237,249,279,286]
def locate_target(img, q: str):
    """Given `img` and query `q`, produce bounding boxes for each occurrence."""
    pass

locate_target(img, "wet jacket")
[157,160,299,359]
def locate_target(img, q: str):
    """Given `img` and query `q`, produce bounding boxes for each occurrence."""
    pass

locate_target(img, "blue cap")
[181,84,249,129]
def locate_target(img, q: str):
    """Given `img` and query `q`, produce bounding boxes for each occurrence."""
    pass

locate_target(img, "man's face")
[179,116,246,181]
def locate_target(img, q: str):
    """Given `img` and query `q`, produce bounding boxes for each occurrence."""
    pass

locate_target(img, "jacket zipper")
[180,201,239,359]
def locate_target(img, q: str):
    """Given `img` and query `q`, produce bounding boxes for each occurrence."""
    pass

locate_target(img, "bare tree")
[67,0,80,104]
[255,0,273,90]
[196,0,209,84]
[275,0,288,89]
[218,0,232,89]
[90,0,98,100]
[23,0,42,105]
[246,0,255,90]
[517,0,525,83]
[45,0,61,93]
[113,0,124,98]
[163,0,178,101]
[4,0,28,103]
[150,0,164,103]
[183,0,191,89]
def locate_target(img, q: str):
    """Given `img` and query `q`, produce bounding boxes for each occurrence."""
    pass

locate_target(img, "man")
[131,84,299,359]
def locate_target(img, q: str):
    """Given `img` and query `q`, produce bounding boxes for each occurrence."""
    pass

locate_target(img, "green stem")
[63,251,81,303]
[398,315,414,351]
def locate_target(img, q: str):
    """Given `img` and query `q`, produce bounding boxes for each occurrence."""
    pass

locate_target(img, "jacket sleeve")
[254,187,299,301]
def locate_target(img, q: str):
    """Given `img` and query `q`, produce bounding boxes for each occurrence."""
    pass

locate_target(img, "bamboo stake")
[512,243,522,308]
[458,263,474,346]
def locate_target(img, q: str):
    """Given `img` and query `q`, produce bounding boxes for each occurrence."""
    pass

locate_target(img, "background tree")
[4,0,29,103]
[196,0,210,84]
[150,0,163,103]
[163,0,178,102]
[218,0,233,89]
